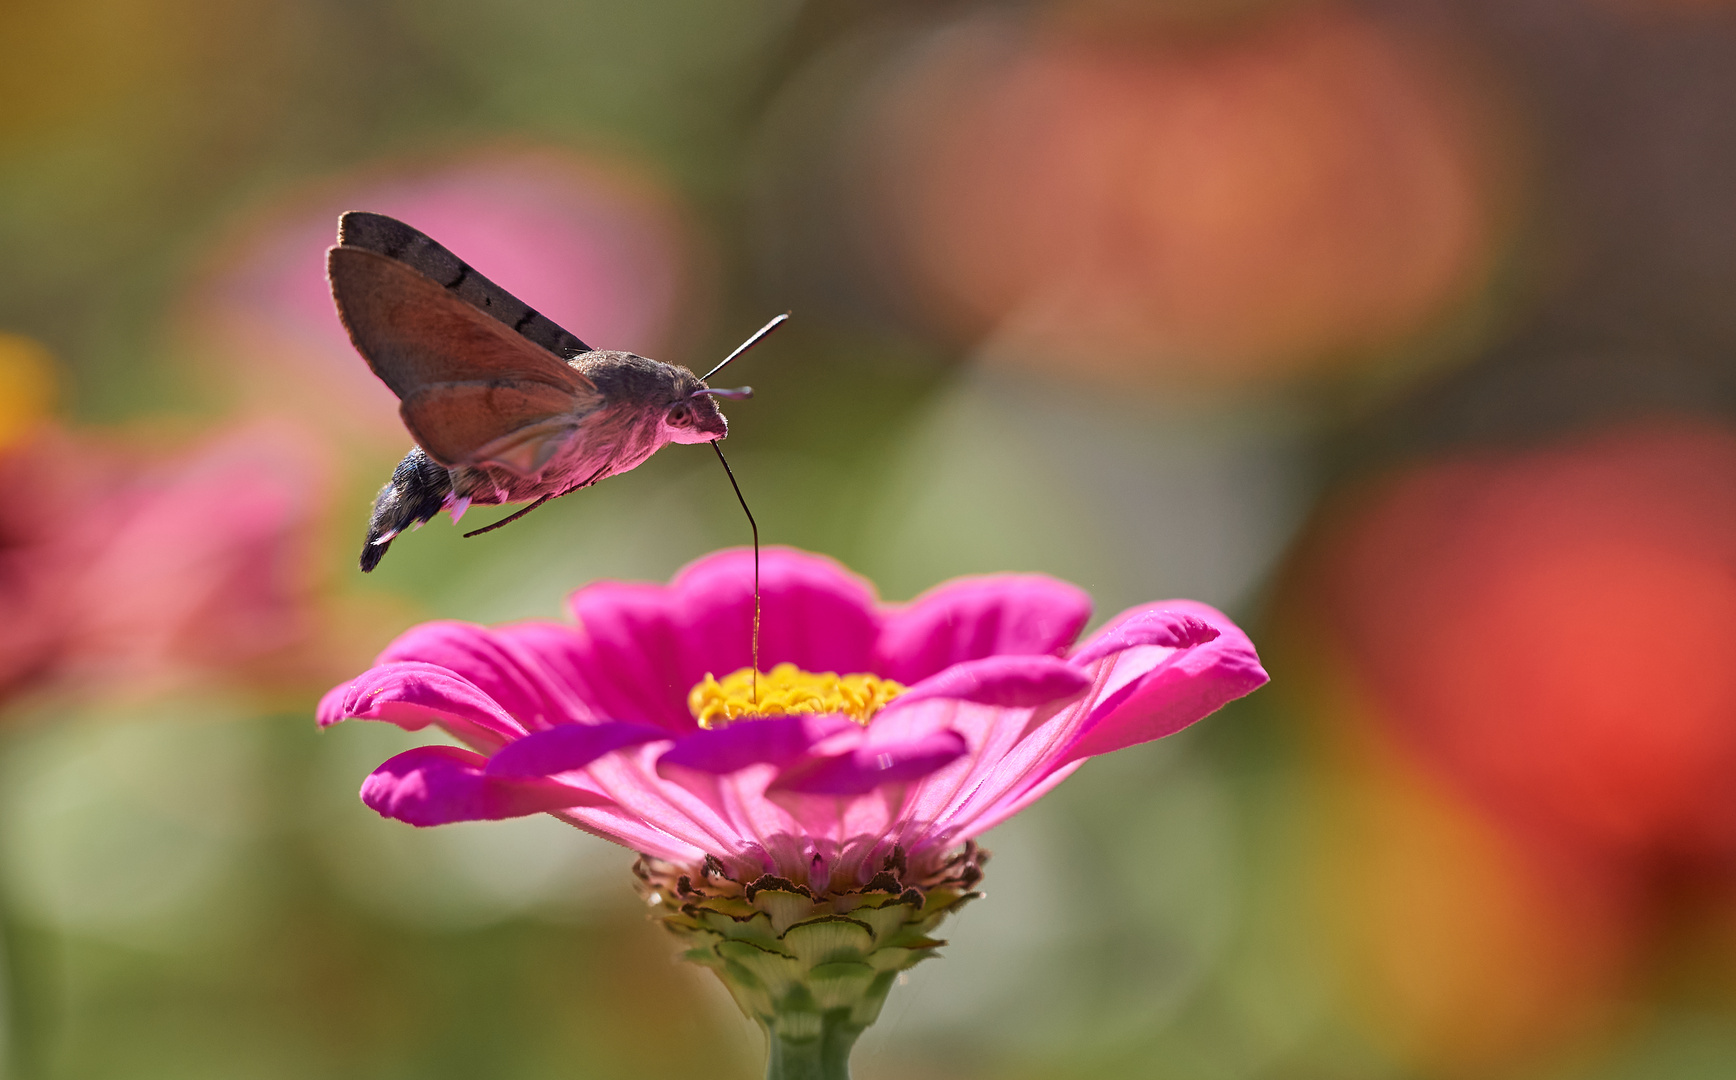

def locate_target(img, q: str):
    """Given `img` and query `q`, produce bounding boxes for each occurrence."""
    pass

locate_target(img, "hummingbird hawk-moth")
[326,211,777,572]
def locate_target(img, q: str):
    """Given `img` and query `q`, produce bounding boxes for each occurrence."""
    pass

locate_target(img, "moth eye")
[668,403,690,424]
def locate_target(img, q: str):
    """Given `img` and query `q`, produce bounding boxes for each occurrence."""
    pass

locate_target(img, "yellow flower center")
[688,663,907,729]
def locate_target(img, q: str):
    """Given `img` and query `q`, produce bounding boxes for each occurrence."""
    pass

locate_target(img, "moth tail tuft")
[359,446,452,572]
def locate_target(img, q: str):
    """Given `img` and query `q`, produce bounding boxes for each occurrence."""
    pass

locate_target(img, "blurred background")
[3,0,1736,1076]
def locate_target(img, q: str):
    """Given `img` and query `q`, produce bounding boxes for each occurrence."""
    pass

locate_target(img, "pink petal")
[671,548,881,674]
[361,745,612,826]
[769,729,969,797]
[563,580,696,729]
[872,696,1082,847]
[485,722,672,779]
[583,743,781,861]
[1068,608,1222,666]
[319,662,529,750]
[649,716,875,860]
[378,619,606,731]
[551,805,709,865]
[890,602,1266,846]
[565,548,882,728]
[886,654,1091,711]
[875,574,1092,683]
[654,714,860,777]
[1063,601,1268,762]
[946,758,1088,841]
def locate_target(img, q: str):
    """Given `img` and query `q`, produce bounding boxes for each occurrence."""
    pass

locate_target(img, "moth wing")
[471,418,582,475]
[328,246,601,402]
[400,380,589,473]
[335,211,593,360]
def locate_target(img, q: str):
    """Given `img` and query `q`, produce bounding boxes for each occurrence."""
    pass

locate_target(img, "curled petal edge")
[361,745,614,827]
[1069,608,1221,667]
[1064,630,1268,763]
[318,661,528,747]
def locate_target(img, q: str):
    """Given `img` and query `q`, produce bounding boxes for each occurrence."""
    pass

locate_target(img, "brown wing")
[336,211,592,360]
[328,246,601,402]
[399,381,582,473]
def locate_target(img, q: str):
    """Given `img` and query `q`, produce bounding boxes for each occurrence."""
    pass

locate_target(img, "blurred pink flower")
[0,419,326,703]
[318,548,1266,885]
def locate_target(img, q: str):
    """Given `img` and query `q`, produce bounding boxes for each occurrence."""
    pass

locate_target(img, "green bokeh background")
[6,0,1736,1077]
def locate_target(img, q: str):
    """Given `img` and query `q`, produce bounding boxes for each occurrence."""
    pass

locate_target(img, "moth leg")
[462,492,556,537]
[459,464,612,539]
[573,463,609,489]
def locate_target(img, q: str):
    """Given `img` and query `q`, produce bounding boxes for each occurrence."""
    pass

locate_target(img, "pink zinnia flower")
[320,547,1264,872]
[320,548,1265,1076]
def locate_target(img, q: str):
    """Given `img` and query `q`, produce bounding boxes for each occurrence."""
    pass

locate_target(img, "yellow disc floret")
[689,662,907,729]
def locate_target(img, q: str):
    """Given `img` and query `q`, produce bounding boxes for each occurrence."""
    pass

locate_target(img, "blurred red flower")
[1264,419,1736,1073]
[1314,420,1736,861]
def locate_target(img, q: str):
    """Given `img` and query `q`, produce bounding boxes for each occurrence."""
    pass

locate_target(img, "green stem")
[763,1014,863,1080]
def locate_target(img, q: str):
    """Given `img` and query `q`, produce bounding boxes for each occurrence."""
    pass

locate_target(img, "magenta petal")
[485,722,671,779]
[655,714,859,777]
[671,547,882,675]
[769,730,969,797]
[886,654,1091,710]
[1069,609,1221,667]
[361,745,612,827]
[875,574,1092,684]
[378,619,601,731]
[315,682,355,728]
[565,548,882,730]
[563,581,696,729]
[1064,602,1268,762]
[319,662,528,748]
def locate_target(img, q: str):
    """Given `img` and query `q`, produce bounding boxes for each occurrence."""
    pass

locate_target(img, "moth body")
[329,212,739,572]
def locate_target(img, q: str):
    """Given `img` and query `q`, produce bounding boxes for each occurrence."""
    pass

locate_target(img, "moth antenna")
[702,313,789,383]
[711,440,759,705]
[690,386,753,400]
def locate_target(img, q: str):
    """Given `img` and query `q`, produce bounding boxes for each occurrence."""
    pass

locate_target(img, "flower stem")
[763,1014,863,1080]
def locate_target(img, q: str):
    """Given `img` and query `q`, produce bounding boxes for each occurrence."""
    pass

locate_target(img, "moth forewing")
[336,211,592,361]
[327,247,595,399]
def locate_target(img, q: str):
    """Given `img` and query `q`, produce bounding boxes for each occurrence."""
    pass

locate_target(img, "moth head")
[663,388,732,444]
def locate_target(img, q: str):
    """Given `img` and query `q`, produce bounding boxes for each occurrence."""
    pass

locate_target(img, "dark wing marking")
[399,380,584,472]
[328,246,601,404]
[336,211,592,358]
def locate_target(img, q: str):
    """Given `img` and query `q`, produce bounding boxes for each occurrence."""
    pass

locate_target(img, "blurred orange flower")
[861,3,1514,386]
[1277,615,1638,1075]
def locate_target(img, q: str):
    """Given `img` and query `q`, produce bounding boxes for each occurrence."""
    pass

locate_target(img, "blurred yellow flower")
[0,333,57,451]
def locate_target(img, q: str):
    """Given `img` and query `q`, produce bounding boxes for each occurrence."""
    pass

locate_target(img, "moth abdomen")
[360,446,453,572]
